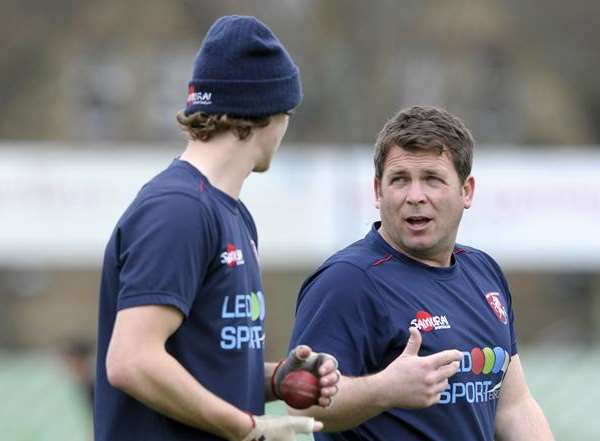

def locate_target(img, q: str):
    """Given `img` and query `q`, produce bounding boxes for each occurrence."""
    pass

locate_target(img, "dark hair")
[374,106,474,183]
[176,111,271,142]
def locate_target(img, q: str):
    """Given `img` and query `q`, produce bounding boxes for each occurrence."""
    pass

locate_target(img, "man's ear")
[463,175,475,209]
[374,177,382,210]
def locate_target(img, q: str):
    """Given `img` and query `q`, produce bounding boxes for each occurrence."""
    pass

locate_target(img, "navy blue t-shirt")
[95,159,266,441]
[289,223,517,441]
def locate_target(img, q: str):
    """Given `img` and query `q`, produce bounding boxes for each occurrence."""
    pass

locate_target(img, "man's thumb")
[287,416,319,433]
[401,327,422,357]
[293,345,312,361]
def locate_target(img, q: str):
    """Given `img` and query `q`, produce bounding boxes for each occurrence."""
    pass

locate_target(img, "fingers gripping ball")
[273,346,339,408]
[280,370,320,409]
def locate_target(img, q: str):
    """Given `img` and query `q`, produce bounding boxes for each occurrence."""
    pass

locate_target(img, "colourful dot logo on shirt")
[439,345,511,405]
[250,291,266,321]
[462,346,510,375]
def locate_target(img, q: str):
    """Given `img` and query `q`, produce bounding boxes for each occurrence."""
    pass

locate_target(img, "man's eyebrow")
[388,169,408,175]
[422,167,446,175]
[388,167,445,176]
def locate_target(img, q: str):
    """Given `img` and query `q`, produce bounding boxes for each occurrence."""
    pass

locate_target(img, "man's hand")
[272,346,340,407]
[280,329,461,432]
[241,415,322,441]
[375,326,462,409]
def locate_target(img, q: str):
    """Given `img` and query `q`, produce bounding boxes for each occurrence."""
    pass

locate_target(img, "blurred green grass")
[1,347,597,440]
[0,351,91,441]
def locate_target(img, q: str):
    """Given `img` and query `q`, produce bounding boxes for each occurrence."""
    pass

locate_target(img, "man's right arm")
[106,196,320,441]
[290,327,461,431]
[106,304,254,441]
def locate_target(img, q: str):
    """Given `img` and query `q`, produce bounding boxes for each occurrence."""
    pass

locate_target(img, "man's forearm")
[290,375,387,431]
[108,348,251,441]
[495,395,554,441]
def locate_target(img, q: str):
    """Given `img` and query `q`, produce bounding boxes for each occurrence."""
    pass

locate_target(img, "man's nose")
[406,181,426,205]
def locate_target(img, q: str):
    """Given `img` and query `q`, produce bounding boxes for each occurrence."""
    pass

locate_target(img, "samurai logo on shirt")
[485,292,508,325]
[220,243,245,267]
[410,310,452,332]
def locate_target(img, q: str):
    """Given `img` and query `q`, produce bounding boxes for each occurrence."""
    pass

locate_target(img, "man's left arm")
[495,355,554,441]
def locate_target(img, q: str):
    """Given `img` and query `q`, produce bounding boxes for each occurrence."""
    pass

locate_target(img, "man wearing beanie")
[94,16,339,441]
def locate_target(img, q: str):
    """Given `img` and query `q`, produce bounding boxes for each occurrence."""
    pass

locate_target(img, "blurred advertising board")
[1,143,598,271]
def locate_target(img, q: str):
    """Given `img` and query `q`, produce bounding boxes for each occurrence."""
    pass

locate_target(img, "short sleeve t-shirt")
[289,223,517,441]
[95,159,266,441]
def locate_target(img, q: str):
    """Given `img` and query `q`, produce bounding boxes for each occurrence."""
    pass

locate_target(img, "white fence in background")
[1,143,599,270]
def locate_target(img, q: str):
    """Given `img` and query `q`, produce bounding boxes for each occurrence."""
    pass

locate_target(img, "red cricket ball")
[280,369,320,409]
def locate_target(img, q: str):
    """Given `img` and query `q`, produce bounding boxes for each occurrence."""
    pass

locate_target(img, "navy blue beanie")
[184,15,302,117]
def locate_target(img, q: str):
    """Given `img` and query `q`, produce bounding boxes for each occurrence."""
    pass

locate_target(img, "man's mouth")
[405,216,432,229]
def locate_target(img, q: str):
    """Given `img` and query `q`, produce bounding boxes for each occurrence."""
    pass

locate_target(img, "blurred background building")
[1,0,599,439]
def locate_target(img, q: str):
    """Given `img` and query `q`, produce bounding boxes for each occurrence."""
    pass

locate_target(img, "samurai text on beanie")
[184,15,302,117]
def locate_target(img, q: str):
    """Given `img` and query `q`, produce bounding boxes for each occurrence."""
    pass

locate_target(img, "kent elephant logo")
[485,292,508,325]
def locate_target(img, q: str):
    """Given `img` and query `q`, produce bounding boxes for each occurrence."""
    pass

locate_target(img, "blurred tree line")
[1,0,599,146]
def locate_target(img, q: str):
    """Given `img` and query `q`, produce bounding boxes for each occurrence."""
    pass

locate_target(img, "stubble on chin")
[252,162,270,173]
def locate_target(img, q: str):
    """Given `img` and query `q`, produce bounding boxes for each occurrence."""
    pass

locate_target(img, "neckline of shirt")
[367,222,460,280]
[172,158,240,214]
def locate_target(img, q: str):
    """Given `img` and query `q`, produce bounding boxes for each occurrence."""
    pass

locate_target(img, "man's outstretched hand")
[375,326,462,409]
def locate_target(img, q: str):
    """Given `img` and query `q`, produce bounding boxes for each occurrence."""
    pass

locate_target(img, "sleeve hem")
[117,292,191,317]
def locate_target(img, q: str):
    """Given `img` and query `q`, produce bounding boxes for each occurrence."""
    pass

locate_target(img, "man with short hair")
[95,15,339,441]
[288,106,554,440]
